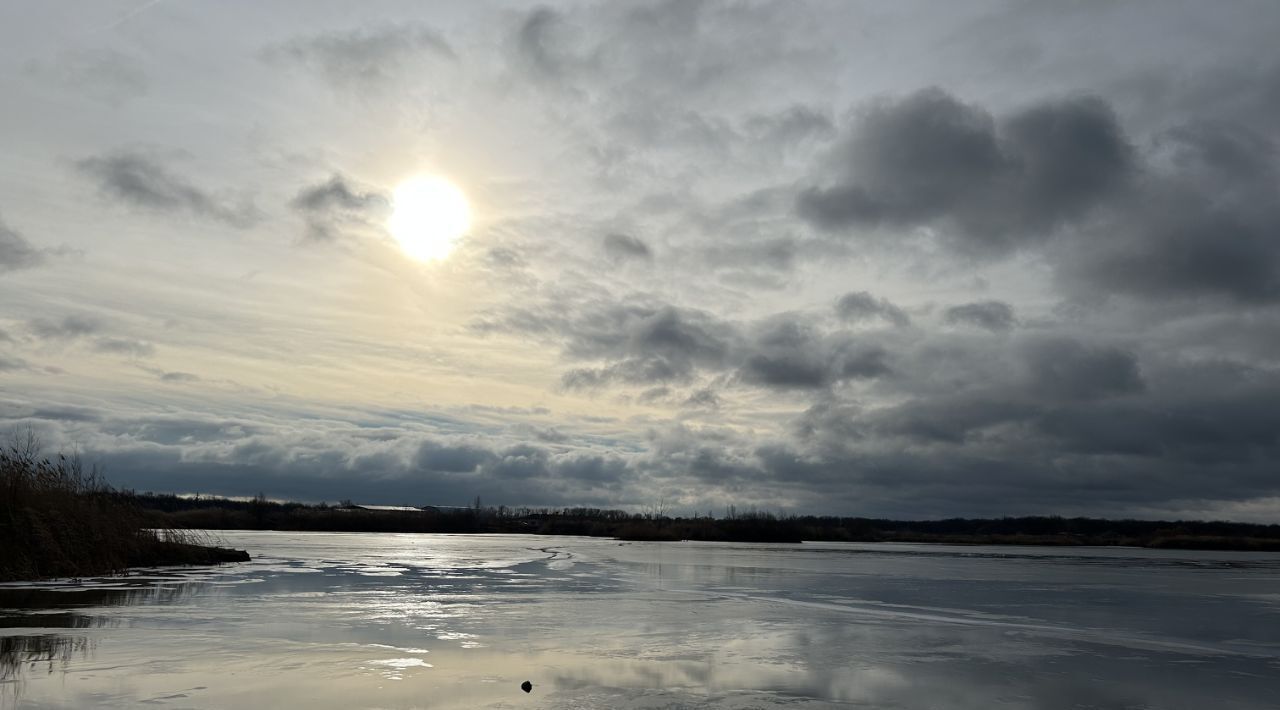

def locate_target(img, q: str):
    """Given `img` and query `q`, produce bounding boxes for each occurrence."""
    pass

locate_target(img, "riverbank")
[0,441,248,582]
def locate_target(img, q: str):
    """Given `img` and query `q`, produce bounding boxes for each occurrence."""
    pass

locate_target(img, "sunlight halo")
[387,175,472,261]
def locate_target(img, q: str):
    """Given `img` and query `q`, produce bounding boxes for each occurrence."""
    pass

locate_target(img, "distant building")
[345,504,425,513]
[339,503,476,514]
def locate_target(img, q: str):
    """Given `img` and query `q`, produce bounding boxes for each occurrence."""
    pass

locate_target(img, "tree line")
[119,490,1280,550]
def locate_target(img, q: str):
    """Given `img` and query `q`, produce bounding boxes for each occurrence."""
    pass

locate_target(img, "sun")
[387,175,472,261]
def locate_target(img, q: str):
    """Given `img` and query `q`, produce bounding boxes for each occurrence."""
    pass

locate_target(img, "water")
[2,532,1278,709]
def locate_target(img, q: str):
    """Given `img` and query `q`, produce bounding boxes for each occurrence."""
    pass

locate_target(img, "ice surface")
[2,532,1279,709]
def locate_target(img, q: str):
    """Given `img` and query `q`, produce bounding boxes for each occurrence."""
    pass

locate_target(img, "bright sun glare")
[387,175,472,261]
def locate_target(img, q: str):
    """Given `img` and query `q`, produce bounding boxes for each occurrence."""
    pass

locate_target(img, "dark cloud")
[1034,380,1280,460]
[0,354,28,371]
[544,302,734,388]
[291,175,385,213]
[682,388,721,410]
[636,386,671,404]
[25,405,102,423]
[490,294,892,393]
[561,352,703,390]
[799,89,1003,232]
[602,233,652,261]
[781,360,1280,517]
[1060,121,1280,302]
[503,1,838,206]
[616,305,731,367]
[809,395,1031,446]
[631,385,721,410]
[514,7,573,80]
[485,247,525,269]
[25,316,154,358]
[76,151,261,228]
[28,315,101,340]
[414,440,496,474]
[92,337,156,358]
[835,291,910,327]
[551,452,630,485]
[266,24,454,89]
[0,216,46,272]
[1021,338,1144,401]
[510,1,829,106]
[531,426,569,443]
[943,300,1016,332]
[789,333,1147,452]
[290,174,389,242]
[798,88,1132,254]
[159,371,200,383]
[1000,96,1134,225]
[800,89,1280,304]
[738,317,890,389]
[80,429,633,508]
[487,443,549,480]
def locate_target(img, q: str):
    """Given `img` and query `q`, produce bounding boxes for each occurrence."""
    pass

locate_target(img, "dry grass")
[0,430,246,582]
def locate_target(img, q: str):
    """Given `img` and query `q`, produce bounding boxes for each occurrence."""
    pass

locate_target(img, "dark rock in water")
[521,680,532,693]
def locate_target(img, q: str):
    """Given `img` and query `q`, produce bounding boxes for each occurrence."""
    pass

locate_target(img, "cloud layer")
[1,1,1278,520]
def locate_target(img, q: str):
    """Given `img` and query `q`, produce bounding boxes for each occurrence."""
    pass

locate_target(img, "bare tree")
[645,496,669,520]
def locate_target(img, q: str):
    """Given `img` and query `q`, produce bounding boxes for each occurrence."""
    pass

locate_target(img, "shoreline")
[0,541,251,584]
[174,527,1280,553]
[128,493,1280,552]
[134,540,251,567]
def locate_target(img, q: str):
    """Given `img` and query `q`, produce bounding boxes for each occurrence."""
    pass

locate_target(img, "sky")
[1,0,1279,520]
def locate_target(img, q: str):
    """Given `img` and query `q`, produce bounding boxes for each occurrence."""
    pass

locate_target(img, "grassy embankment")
[0,437,248,582]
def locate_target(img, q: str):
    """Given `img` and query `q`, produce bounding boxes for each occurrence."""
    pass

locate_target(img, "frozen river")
[2,531,1279,708]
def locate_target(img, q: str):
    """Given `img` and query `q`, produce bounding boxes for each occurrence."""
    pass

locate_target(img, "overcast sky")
[2,0,1278,520]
